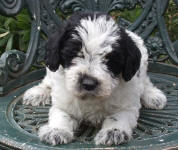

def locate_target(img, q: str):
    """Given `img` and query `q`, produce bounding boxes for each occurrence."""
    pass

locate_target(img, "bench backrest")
[0,0,177,95]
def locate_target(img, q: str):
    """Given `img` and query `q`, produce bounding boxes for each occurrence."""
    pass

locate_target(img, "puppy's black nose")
[81,76,98,91]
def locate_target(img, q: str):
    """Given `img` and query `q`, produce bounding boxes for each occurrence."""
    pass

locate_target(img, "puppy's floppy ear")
[45,25,66,72]
[120,28,141,81]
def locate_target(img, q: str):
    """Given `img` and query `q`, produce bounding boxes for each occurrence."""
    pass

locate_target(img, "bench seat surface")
[0,72,178,150]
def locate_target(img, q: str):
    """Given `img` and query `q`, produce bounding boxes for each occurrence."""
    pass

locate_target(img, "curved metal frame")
[0,0,24,16]
[0,0,177,93]
[156,0,178,65]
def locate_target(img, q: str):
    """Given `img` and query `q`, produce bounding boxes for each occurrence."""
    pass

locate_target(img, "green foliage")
[165,0,178,42]
[110,1,177,42]
[110,6,142,22]
[0,9,31,55]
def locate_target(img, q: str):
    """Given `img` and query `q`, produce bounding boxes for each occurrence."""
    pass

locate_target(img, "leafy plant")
[110,5,142,22]
[0,1,177,56]
[110,1,177,42]
[165,0,178,42]
[0,9,31,55]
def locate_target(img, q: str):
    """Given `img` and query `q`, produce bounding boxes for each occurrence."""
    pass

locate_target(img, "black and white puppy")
[23,12,167,146]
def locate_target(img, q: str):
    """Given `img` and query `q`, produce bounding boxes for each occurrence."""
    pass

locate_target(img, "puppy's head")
[45,12,141,99]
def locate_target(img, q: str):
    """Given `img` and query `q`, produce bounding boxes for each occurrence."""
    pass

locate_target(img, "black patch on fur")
[45,20,82,71]
[45,29,64,71]
[106,28,141,81]
[105,43,125,78]
[45,12,111,71]
[61,38,82,68]
[120,28,141,81]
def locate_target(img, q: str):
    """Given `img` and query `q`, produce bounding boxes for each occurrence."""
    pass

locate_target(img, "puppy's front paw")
[142,89,167,110]
[23,86,51,106]
[94,128,131,146]
[38,125,73,145]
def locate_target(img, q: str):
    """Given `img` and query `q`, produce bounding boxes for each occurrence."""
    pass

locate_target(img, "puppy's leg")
[95,109,139,145]
[23,68,52,106]
[141,76,167,109]
[38,106,78,145]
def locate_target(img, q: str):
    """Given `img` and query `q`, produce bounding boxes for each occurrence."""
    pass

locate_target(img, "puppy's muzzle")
[80,75,99,91]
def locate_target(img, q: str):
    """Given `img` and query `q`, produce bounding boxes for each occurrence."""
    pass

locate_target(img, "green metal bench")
[0,0,178,149]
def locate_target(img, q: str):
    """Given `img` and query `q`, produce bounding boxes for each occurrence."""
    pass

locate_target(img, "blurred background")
[0,0,177,55]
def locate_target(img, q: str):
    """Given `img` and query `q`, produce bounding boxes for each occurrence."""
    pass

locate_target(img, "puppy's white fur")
[23,15,167,146]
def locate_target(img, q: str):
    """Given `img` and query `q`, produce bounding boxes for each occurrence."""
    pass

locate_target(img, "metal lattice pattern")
[12,74,178,143]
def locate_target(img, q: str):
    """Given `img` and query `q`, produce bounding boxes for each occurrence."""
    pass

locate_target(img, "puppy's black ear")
[45,26,65,72]
[120,28,141,81]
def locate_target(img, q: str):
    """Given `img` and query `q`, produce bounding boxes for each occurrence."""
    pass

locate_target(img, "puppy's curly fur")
[23,12,167,146]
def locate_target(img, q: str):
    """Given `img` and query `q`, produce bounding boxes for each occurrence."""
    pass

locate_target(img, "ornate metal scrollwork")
[40,0,63,37]
[0,50,25,85]
[0,0,41,79]
[146,36,169,63]
[0,0,177,95]
[117,0,178,65]
[59,0,139,14]
[0,59,8,86]
[0,0,43,94]
[0,0,24,16]
[156,0,178,65]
